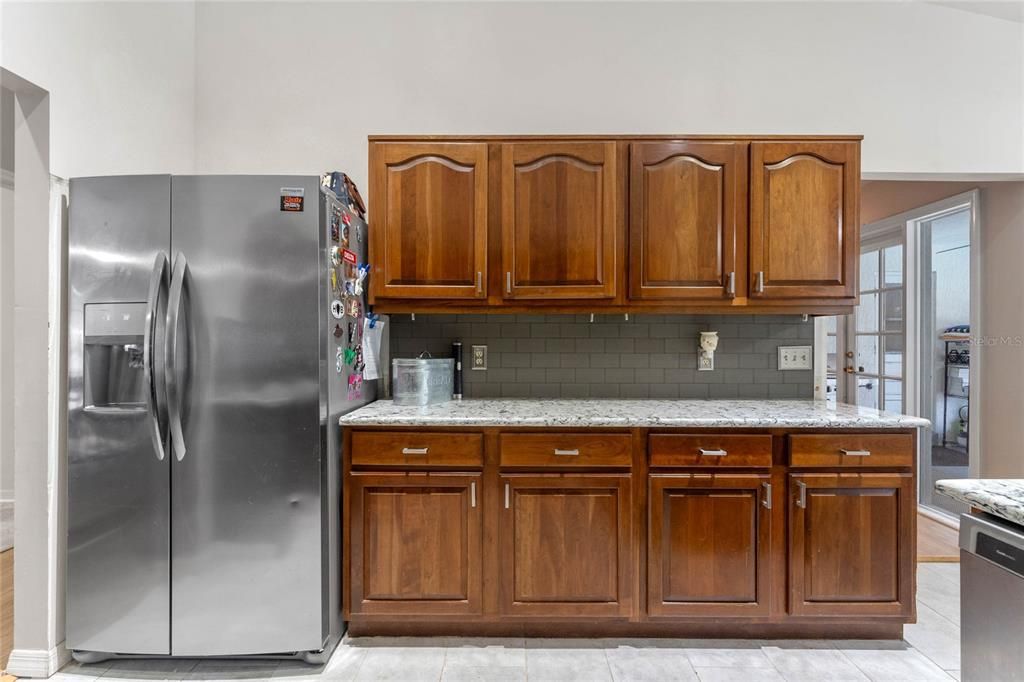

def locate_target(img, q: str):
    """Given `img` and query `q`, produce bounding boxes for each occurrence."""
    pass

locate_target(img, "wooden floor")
[1,549,11,673]
[919,512,960,562]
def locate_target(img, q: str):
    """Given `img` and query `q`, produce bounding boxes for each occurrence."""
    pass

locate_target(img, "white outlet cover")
[778,345,813,370]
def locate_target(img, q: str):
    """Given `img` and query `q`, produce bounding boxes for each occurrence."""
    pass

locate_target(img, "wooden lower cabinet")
[348,472,482,616]
[499,474,632,617]
[648,474,772,617]
[788,472,914,617]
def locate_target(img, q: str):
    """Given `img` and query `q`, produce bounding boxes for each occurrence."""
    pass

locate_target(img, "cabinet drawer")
[789,433,914,468]
[649,434,772,468]
[351,431,483,468]
[499,433,632,468]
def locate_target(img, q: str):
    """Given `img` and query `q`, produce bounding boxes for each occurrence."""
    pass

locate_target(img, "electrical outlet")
[778,345,813,370]
[471,345,487,370]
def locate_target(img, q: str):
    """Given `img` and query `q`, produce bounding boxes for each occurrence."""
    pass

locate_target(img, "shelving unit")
[941,338,969,451]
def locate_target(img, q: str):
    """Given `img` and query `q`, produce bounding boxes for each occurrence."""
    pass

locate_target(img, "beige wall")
[977,182,1024,477]
[861,180,979,224]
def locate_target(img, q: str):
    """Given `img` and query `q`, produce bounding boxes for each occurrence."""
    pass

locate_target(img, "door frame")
[816,190,981,517]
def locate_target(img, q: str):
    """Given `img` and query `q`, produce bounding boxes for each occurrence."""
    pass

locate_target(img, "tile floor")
[55,563,962,682]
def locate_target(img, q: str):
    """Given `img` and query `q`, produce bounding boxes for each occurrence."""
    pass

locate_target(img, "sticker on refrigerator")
[341,248,358,266]
[330,299,344,319]
[280,187,305,212]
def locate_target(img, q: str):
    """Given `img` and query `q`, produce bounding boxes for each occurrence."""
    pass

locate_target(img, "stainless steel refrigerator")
[66,175,374,662]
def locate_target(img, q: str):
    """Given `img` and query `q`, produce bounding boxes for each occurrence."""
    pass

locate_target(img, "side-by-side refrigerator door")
[67,175,172,655]
[168,176,324,656]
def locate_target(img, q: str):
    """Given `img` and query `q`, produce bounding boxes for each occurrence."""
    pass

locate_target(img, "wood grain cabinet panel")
[749,141,859,300]
[349,472,482,616]
[789,433,914,469]
[369,142,488,300]
[649,434,772,468]
[629,142,747,300]
[499,474,632,617]
[648,474,772,617]
[499,433,632,469]
[500,142,619,300]
[788,472,914,617]
[351,431,484,468]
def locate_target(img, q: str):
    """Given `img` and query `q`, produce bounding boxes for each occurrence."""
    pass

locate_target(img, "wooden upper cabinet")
[648,474,772,618]
[629,142,747,300]
[500,142,619,300]
[348,472,482,616]
[499,474,632,617]
[788,472,914,618]
[749,141,860,300]
[369,142,488,300]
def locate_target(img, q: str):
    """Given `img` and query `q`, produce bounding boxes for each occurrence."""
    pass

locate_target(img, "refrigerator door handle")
[166,253,190,462]
[144,253,170,461]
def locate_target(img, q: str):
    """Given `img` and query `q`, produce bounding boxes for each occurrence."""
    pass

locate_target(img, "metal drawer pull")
[796,481,807,508]
[698,448,728,456]
[504,482,510,509]
[506,271,512,294]
[756,270,765,293]
[402,447,429,455]
[726,271,736,296]
[471,481,477,508]
[476,271,483,294]
[840,449,871,457]
[762,482,772,509]
[553,448,580,456]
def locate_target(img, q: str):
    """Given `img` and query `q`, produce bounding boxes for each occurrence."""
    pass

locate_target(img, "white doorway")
[817,190,980,519]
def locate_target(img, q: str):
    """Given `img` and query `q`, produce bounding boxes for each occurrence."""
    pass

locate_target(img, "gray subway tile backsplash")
[388,314,814,399]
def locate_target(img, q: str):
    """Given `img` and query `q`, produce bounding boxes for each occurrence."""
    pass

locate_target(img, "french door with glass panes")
[830,237,906,411]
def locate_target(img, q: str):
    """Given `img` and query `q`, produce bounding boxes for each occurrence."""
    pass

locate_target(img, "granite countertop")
[339,399,931,429]
[936,479,1024,526]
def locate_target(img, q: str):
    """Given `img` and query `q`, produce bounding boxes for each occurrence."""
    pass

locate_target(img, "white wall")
[0,1,196,178]
[194,1,1024,186]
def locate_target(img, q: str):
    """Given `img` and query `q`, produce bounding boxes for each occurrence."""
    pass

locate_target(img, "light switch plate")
[471,345,487,370]
[778,345,813,370]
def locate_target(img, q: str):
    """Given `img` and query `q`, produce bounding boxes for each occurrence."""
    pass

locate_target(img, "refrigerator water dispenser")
[83,302,149,410]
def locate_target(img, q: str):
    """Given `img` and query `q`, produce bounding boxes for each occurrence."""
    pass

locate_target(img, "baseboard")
[6,642,70,678]
[918,504,960,530]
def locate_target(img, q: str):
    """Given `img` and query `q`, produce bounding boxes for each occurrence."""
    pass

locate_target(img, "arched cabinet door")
[500,142,619,300]
[749,141,859,300]
[369,142,488,300]
[629,142,747,300]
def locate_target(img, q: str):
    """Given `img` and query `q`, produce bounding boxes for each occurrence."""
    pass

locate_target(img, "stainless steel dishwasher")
[960,512,1024,681]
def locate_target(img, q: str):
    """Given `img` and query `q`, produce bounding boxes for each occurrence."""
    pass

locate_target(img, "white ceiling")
[931,1,1024,23]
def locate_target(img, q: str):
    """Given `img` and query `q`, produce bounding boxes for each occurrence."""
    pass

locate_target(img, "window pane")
[857,293,879,332]
[884,245,903,287]
[856,335,879,374]
[857,377,879,409]
[823,315,837,335]
[882,290,903,332]
[826,335,837,373]
[826,377,838,405]
[860,250,879,291]
[884,335,904,377]
[884,379,903,412]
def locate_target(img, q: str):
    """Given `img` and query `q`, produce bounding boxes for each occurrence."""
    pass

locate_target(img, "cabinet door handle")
[505,271,512,295]
[402,447,429,455]
[796,481,807,508]
[840,449,871,457]
[698,448,728,457]
[476,271,483,295]
[726,271,736,297]
[553,448,580,456]
[471,481,477,508]
[756,271,765,293]
[762,482,772,509]
[504,482,510,509]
